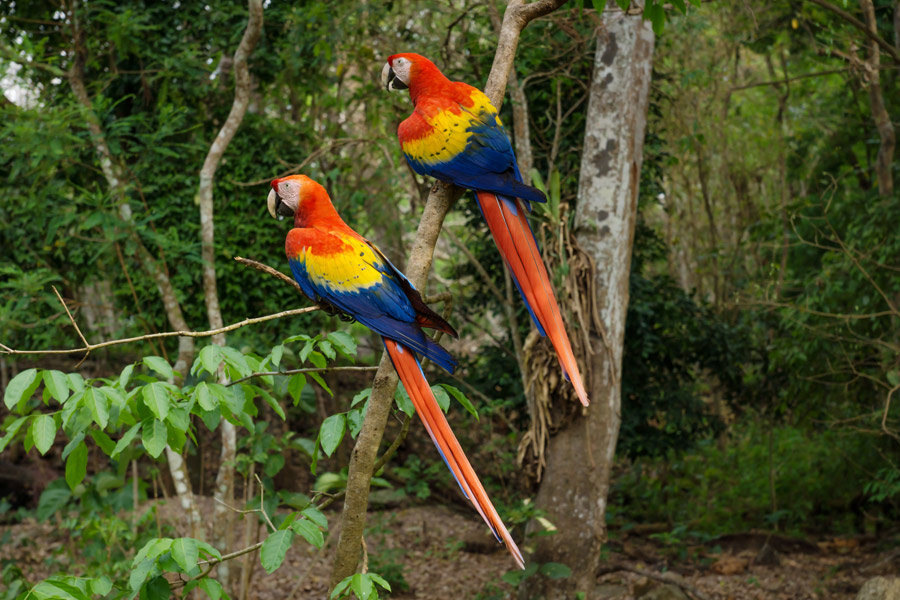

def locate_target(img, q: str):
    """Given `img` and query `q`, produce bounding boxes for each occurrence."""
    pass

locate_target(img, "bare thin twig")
[0,306,319,357]
[255,474,277,533]
[805,0,900,64]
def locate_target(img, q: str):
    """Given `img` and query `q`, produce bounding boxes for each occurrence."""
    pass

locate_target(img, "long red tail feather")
[477,191,589,406]
[384,339,525,569]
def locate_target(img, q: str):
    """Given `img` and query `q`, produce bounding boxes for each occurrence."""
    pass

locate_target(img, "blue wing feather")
[288,253,457,373]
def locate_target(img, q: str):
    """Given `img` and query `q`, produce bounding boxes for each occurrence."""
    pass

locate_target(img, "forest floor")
[3,497,898,599]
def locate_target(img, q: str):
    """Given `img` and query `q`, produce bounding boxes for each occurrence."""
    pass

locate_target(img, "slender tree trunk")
[521,10,654,599]
[328,0,571,590]
[196,0,263,588]
[862,0,895,197]
[66,1,201,534]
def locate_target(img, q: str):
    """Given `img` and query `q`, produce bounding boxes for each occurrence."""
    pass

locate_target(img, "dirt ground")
[2,498,898,599]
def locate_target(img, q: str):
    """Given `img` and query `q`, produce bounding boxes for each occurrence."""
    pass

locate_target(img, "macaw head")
[381,53,435,92]
[267,174,322,220]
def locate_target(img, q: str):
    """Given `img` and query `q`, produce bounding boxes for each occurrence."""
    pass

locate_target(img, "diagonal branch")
[328,0,570,588]
[806,0,900,63]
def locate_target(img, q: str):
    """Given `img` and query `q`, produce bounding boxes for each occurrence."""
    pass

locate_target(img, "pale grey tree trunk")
[196,0,263,588]
[521,10,654,599]
[66,2,201,536]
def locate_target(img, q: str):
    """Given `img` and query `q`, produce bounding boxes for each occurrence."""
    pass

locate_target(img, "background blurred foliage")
[1,0,899,581]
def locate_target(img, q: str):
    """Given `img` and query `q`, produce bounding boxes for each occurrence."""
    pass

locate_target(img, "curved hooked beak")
[381,62,408,91]
[267,188,294,220]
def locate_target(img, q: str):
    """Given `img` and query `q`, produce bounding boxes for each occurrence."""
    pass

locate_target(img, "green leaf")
[288,373,307,404]
[143,356,174,380]
[887,370,900,387]
[36,481,71,521]
[351,573,374,600]
[260,388,286,420]
[89,429,116,455]
[330,578,351,599]
[129,559,156,592]
[308,371,332,397]
[319,413,346,457]
[166,406,190,433]
[196,382,218,411]
[0,416,28,453]
[5,368,38,411]
[43,370,70,403]
[300,506,328,529]
[133,538,174,567]
[91,575,112,596]
[220,346,252,377]
[265,453,285,477]
[670,0,686,13]
[270,344,284,368]
[540,562,572,579]
[441,384,478,419]
[327,331,357,357]
[394,385,414,416]
[591,0,608,13]
[112,423,141,458]
[141,575,171,600]
[614,0,629,9]
[318,340,336,360]
[32,580,91,600]
[119,363,135,389]
[307,350,327,369]
[61,431,85,459]
[197,578,224,600]
[32,414,57,455]
[85,387,109,428]
[142,419,168,458]
[351,388,371,408]
[67,373,85,394]
[198,344,223,376]
[347,408,365,438]
[171,537,200,573]
[431,385,450,413]
[65,441,88,490]
[195,540,223,561]
[142,382,170,421]
[368,573,391,592]
[291,519,324,549]
[648,2,665,35]
[259,529,293,574]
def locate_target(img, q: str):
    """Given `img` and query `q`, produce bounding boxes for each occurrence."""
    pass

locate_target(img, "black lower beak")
[275,194,294,218]
[386,67,408,91]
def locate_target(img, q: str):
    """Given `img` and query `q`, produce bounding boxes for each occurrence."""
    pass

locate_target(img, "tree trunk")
[196,0,263,588]
[861,0,896,197]
[520,10,654,599]
[328,0,571,590]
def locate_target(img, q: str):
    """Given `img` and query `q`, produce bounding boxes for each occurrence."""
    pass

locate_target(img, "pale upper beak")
[267,188,280,219]
[381,62,408,91]
[267,188,295,220]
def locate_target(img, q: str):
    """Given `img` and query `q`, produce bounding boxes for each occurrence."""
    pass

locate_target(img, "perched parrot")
[267,174,524,568]
[381,53,590,407]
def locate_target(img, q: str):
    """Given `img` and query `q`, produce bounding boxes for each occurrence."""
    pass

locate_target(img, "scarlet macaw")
[267,174,524,568]
[381,53,589,407]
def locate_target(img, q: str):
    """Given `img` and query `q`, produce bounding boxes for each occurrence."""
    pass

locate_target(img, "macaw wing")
[286,228,456,371]
[399,91,544,204]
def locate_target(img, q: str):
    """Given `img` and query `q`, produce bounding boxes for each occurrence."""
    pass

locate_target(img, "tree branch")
[0,304,319,357]
[806,0,900,64]
[328,0,569,588]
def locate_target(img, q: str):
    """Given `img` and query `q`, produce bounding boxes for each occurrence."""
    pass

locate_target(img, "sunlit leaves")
[31,414,57,455]
[319,414,346,457]
[259,530,293,574]
[65,441,88,489]
[5,368,39,411]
